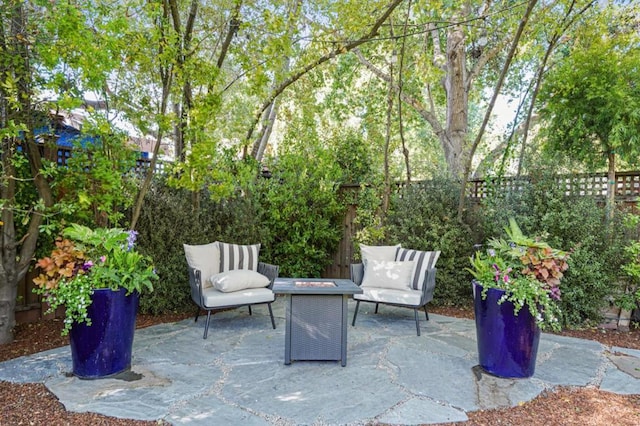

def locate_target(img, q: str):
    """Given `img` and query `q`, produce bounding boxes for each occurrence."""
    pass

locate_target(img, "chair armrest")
[420,267,437,305]
[350,263,364,286]
[188,266,205,306]
[258,262,280,288]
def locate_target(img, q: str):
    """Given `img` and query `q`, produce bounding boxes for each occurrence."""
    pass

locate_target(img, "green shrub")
[258,151,345,277]
[478,172,628,327]
[616,208,640,312]
[134,182,199,314]
[385,178,476,306]
[132,165,632,327]
[134,180,264,314]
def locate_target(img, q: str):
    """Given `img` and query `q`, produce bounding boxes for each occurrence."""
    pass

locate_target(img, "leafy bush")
[617,208,640,312]
[58,119,139,228]
[351,184,391,250]
[134,180,264,314]
[384,178,476,305]
[126,163,633,328]
[478,172,628,327]
[258,151,345,277]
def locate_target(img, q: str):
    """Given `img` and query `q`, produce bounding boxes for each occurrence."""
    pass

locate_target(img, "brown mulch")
[0,308,638,425]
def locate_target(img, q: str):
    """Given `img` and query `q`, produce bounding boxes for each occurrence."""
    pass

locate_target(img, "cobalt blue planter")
[69,288,139,379]
[473,283,541,378]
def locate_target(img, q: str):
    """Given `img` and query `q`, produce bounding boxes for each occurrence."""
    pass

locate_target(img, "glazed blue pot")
[473,282,541,378]
[69,288,139,379]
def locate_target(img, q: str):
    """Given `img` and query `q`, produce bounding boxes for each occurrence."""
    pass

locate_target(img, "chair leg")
[194,306,201,322]
[424,306,429,321]
[268,303,276,329]
[203,311,212,339]
[352,301,361,326]
[248,305,253,316]
[375,303,379,314]
[414,309,421,336]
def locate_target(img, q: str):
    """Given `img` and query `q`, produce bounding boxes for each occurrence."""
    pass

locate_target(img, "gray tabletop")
[274,278,363,295]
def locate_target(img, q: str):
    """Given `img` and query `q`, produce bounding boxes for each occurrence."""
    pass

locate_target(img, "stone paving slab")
[0,298,638,425]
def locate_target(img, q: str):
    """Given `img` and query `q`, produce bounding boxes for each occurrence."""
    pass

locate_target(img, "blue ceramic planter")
[69,288,139,379]
[473,283,541,378]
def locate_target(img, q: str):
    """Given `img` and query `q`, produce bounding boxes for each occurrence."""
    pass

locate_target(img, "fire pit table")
[273,278,362,367]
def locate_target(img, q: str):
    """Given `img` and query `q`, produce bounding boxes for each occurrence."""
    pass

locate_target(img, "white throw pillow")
[360,244,401,263]
[184,242,220,289]
[210,269,270,293]
[361,260,415,291]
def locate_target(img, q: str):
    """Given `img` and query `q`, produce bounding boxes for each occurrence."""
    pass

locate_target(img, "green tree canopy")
[539,15,640,168]
[538,5,640,215]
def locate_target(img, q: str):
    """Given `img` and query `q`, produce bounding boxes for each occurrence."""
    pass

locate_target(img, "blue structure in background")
[36,123,94,148]
[17,114,154,172]
[27,118,151,164]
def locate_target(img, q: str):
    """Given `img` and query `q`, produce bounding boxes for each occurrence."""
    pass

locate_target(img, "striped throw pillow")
[218,242,261,272]
[395,248,440,290]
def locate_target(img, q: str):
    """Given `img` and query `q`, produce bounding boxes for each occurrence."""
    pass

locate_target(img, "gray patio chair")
[350,248,440,336]
[185,242,279,339]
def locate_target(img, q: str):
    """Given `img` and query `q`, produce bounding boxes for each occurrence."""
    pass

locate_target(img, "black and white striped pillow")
[218,242,261,272]
[395,248,440,290]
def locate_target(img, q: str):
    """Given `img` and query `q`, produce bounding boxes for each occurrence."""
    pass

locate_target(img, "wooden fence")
[321,172,640,280]
[13,151,640,323]
[467,171,640,201]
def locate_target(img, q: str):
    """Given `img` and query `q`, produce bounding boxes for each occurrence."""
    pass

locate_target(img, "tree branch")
[217,0,242,70]
[516,0,596,176]
[457,0,539,219]
[244,0,404,148]
[353,48,446,138]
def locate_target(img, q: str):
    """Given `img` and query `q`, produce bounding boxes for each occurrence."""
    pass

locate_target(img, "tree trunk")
[170,0,198,162]
[397,1,412,184]
[252,99,279,162]
[0,139,18,344]
[382,61,394,215]
[130,2,174,230]
[0,3,53,343]
[607,151,616,220]
[443,22,468,179]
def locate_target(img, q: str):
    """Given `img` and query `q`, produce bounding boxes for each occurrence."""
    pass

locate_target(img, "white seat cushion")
[210,270,270,293]
[184,242,220,289]
[354,287,422,306]
[361,260,415,290]
[202,287,274,308]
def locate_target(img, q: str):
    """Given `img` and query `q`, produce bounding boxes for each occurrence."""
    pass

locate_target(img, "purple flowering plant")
[34,224,156,335]
[468,218,570,331]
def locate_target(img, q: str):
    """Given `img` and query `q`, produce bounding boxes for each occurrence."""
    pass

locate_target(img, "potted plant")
[34,224,157,379]
[468,218,570,378]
